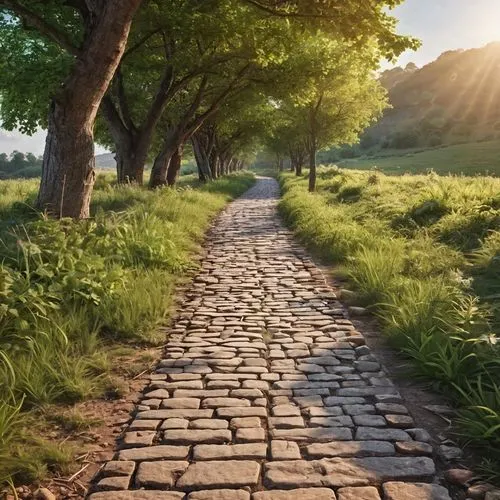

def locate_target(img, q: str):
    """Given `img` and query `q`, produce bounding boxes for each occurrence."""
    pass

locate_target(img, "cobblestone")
[93,178,450,498]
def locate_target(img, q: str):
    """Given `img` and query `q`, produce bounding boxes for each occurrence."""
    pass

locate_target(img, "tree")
[9,150,25,170]
[0,0,142,217]
[98,0,234,184]
[102,0,303,188]
[193,90,275,180]
[0,153,7,171]
[267,36,387,191]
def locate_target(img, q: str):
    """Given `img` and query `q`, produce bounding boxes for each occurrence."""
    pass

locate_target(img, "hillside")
[363,42,500,149]
[337,140,500,176]
[95,153,115,169]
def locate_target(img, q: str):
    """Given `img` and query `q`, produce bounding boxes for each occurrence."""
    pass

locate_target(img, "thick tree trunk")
[308,146,317,192]
[113,135,149,184]
[150,145,174,188]
[36,0,142,218]
[295,162,303,176]
[38,107,96,218]
[149,127,183,188]
[102,96,150,185]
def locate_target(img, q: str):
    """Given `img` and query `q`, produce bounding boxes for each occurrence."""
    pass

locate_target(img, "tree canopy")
[0,0,419,216]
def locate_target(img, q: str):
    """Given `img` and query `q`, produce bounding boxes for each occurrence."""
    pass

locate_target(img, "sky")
[1,0,500,156]
[386,0,500,68]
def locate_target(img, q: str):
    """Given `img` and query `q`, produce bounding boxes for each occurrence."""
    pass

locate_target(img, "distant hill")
[362,42,500,150]
[95,153,116,170]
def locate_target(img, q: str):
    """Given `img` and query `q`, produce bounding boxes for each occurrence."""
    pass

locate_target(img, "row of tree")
[0,1,418,218]
[0,151,42,178]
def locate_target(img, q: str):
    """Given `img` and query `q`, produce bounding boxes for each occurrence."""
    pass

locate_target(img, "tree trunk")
[102,96,150,185]
[295,162,303,176]
[192,135,212,182]
[149,128,182,188]
[290,150,297,172]
[166,146,183,186]
[219,155,228,176]
[308,146,317,192]
[150,145,174,188]
[296,148,305,176]
[102,63,182,185]
[209,150,219,179]
[114,136,149,184]
[36,0,142,218]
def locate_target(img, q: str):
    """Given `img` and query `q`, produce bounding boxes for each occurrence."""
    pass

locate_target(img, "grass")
[337,140,500,176]
[279,166,500,481]
[0,171,255,486]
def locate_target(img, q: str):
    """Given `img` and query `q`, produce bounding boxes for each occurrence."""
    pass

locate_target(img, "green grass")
[338,140,500,176]
[279,167,500,481]
[0,171,255,485]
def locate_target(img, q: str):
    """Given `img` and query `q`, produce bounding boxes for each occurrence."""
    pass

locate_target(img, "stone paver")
[90,178,450,498]
[383,482,452,499]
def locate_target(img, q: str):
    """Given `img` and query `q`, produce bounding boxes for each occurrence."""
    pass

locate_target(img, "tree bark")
[192,134,213,182]
[149,141,175,188]
[114,140,147,185]
[166,145,183,186]
[101,95,149,184]
[210,149,219,179]
[290,156,296,172]
[308,145,317,192]
[36,0,142,218]
[296,147,305,176]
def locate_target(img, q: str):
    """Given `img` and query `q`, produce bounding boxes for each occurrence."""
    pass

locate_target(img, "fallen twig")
[67,463,91,483]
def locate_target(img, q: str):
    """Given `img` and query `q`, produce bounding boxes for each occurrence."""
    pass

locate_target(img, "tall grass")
[0,172,255,484]
[279,167,500,480]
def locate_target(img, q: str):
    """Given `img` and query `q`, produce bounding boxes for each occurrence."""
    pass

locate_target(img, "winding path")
[89,178,451,500]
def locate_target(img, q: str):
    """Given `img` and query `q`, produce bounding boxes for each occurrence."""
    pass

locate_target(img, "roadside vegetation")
[0,171,254,486]
[279,167,500,480]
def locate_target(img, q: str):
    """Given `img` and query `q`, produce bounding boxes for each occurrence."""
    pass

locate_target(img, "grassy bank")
[279,168,500,479]
[0,172,255,486]
[338,140,500,176]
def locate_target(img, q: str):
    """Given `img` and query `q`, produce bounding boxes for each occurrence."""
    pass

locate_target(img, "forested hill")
[364,42,500,149]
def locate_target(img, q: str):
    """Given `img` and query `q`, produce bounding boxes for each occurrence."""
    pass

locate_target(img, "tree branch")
[0,0,81,56]
[241,0,340,19]
[123,28,162,59]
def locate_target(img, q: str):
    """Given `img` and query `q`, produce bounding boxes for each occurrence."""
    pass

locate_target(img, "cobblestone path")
[90,178,451,500]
